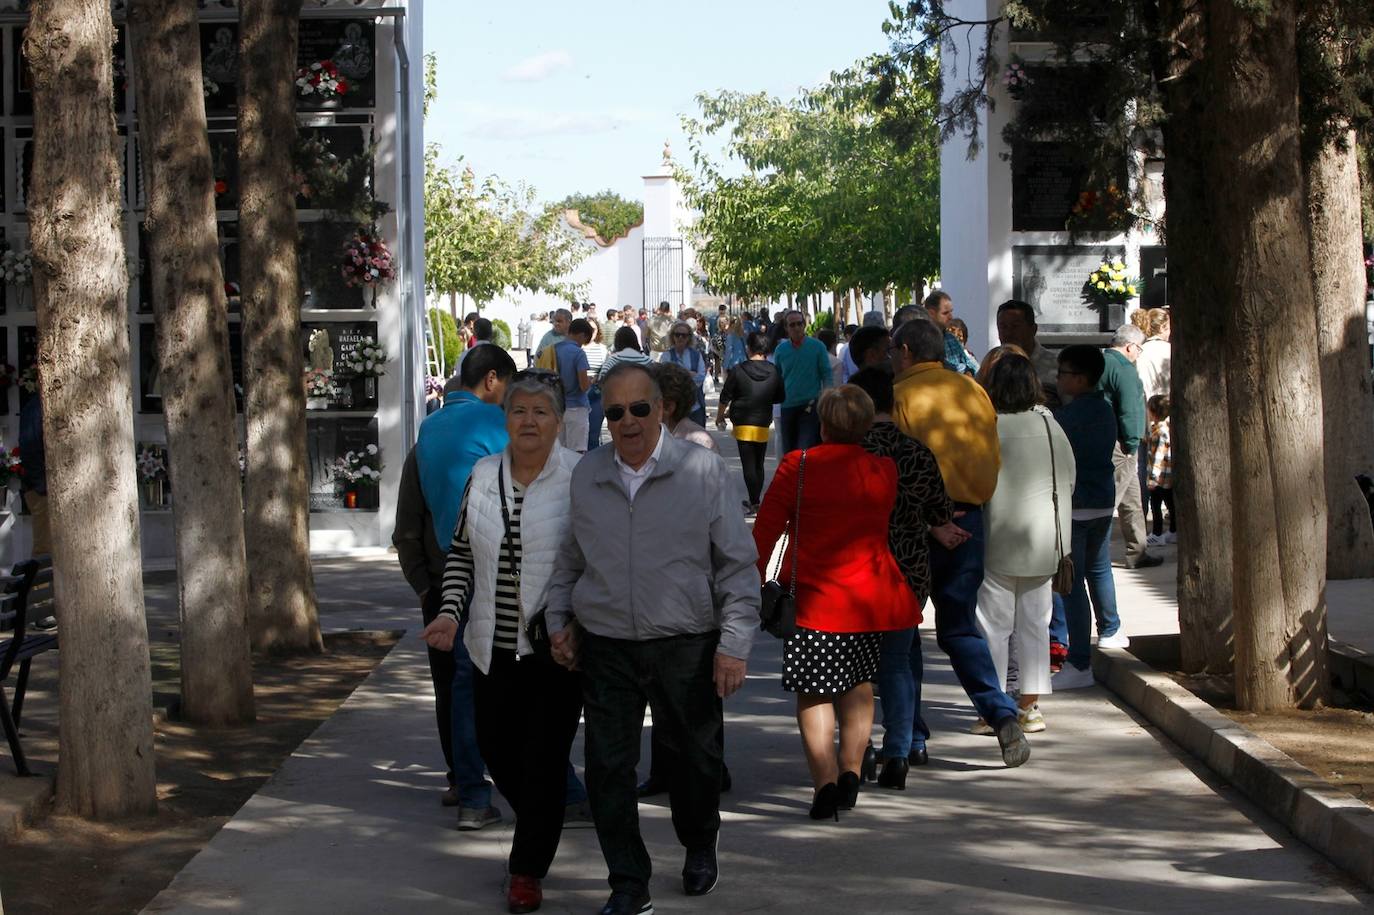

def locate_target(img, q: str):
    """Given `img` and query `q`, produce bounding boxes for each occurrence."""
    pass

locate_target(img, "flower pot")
[306,396,329,411]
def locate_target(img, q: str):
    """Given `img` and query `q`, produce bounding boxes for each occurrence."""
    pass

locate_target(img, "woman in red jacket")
[753,385,923,822]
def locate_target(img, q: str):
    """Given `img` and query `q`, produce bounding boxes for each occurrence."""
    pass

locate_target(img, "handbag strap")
[788,450,806,595]
[496,461,521,584]
[1040,414,1065,561]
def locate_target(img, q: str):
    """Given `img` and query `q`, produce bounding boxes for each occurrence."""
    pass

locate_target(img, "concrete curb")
[1093,646,1374,891]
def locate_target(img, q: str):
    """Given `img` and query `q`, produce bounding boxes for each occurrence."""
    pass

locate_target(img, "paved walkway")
[145,400,1373,913]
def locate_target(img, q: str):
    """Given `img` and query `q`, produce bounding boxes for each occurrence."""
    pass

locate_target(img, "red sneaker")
[507,875,542,913]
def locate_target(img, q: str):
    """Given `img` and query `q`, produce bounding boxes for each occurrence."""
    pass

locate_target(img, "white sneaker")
[1164,531,1178,544]
[969,718,996,736]
[1146,533,1165,547]
[1097,631,1130,650]
[1051,665,1095,690]
[1018,704,1047,733]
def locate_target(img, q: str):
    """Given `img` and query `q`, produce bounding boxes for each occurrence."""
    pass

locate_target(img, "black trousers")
[582,631,723,896]
[421,588,455,786]
[1149,487,1176,535]
[473,649,584,878]
[736,439,767,506]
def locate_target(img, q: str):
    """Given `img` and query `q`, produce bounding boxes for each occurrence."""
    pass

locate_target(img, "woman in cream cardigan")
[421,370,582,915]
[974,353,1075,734]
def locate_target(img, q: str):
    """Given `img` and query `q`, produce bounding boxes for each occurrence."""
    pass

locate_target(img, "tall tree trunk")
[238,0,322,654]
[1206,0,1329,710]
[1306,129,1374,579]
[25,0,157,818]
[1152,0,1235,675]
[130,0,255,723]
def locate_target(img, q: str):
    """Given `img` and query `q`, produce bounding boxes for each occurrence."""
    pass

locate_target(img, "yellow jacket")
[892,362,1001,505]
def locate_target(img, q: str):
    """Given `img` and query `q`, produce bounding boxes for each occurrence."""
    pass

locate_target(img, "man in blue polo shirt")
[406,343,519,824]
[772,309,833,454]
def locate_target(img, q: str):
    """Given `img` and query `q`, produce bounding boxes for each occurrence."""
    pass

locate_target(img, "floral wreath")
[329,444,383,487]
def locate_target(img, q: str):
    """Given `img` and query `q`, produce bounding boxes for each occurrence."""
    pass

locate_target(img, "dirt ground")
[1167,670,1374,807]
[0,631,398,915]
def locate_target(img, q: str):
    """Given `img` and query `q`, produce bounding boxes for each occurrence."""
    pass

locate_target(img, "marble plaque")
[1012,142,1084,232]
[300,221,366,310]
[296,19,376,109]
[306,416,378,511]
[201,23,239,114]
[1140,245,1168,309]
[1013,245,1125,334]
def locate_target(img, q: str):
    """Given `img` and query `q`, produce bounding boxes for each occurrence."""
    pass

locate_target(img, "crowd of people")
[393,293,1173,915]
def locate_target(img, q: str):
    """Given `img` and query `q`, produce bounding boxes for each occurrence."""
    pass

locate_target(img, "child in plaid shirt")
[1145,395,1175,544]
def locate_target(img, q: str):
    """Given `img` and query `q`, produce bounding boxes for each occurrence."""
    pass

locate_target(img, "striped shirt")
[439,480,525,652]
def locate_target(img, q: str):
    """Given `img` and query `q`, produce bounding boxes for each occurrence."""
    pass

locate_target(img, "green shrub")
[806,311,835,337]
[427,308,464,375]
[491,318,512,351]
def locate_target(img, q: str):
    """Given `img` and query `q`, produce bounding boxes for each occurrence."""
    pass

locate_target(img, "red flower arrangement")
[295,60,350,102]
[0,447,23,487]
[341,233,395,288]
[1068,185,1132,231]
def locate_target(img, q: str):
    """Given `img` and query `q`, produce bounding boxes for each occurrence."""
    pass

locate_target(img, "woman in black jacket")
[715,332,785,513]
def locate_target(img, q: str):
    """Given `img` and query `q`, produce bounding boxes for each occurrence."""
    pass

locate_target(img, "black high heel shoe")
[809,783,840,821]
[837,770,860,810]
[860,743,878,782]
[877,756,909,790]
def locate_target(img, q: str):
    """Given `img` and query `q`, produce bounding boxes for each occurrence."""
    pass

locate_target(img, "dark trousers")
[926,507,1018,727]
[421,588,456,786]
[777,403,821,455]
[736,439,767,505]
[473,650,584,878]
[1149,487,1176,535]
[582,631,723,896]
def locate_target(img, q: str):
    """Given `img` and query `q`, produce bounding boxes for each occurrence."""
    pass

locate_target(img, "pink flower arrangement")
[341,233,396,288]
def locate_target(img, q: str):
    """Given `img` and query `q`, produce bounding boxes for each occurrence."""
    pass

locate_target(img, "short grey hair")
[861,310,887,328]
[894,317,945,363]
[553,308,572,322]
[503,372,565,418]
[1112,324,1146,348]
[671,320,694,337]
[600,361,662,402]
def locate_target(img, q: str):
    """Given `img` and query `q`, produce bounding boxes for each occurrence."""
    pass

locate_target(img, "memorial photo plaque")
[306,416,379,512]
[296,19,376,110]
[1013,245,1126,334]
[300,321,380,411]
[201,23,240,114]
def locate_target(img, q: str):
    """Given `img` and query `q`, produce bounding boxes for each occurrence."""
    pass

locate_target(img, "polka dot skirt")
[782,627,883,695]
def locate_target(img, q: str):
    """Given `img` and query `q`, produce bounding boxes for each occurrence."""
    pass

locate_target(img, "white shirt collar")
[614,425,668,499]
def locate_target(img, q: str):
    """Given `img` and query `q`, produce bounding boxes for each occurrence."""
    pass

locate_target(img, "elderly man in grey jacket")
[547,361,759,915]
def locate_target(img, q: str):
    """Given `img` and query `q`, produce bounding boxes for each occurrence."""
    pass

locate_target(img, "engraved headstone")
[1013,245,1126,334]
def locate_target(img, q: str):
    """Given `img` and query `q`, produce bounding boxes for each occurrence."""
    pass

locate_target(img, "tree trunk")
[130,0,256,723]
[25,0,158,818]
[1206,0,1329,710]
[238,0,322,654]
[1152,0,1235,675]
[1306,129,1374,579]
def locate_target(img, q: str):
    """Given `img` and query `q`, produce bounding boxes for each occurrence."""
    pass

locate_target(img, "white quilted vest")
[461,444,579,673]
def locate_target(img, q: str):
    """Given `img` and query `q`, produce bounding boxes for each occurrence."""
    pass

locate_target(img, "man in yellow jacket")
[888,317,1030,769]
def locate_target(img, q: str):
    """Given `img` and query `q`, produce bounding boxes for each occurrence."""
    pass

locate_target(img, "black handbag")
[759,449,806,639]
[1042,415,1075,596]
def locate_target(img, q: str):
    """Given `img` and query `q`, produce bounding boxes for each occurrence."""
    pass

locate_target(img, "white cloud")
[501,50,575,82]
[457,103,653,140]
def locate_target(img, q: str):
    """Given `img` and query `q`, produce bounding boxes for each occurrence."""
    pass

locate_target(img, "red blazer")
[753,444,922,633]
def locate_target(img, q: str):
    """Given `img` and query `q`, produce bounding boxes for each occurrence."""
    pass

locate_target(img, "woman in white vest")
[421,369,582,915]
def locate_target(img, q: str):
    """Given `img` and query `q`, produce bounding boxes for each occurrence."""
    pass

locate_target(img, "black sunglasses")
[604,401,653,422]
[672,331,691,338]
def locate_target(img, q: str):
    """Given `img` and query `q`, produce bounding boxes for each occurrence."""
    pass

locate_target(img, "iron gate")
[642,236,684,310]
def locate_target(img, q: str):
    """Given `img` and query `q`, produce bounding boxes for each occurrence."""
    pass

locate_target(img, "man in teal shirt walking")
[772,310,833,454]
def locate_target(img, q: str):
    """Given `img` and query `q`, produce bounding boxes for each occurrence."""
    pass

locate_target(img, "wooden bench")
[0,556,56,776]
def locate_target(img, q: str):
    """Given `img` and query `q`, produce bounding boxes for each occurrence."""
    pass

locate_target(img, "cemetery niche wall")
[0,1,422,566]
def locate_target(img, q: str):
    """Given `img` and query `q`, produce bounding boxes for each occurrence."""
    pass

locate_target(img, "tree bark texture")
[1153,0,1236,675]
[1305,129,1374,579]
[130,0,256,723]
[1206,1,1329,710]
[24,0,158,818]
[237,0,322,654]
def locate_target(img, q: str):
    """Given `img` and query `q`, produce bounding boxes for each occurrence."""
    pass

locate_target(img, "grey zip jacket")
[545,432,760,660]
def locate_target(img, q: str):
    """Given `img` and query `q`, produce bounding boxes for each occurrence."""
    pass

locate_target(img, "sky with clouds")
[424,2,894,206]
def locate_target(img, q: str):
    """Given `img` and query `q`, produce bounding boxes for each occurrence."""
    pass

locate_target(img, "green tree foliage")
[422,56,588,308]
[677,56,940,300]
[557,190,644,242]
